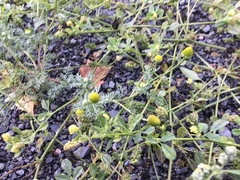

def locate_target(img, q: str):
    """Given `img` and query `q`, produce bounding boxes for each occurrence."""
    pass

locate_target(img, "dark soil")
[0,0,239,180]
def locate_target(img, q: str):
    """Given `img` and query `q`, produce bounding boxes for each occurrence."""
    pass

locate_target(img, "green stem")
[33,112,71,179]
[173,138,240,148]
[77,29,119,34]
[161,38,226,50]
[151,149,160,180]
[173,92,240,127]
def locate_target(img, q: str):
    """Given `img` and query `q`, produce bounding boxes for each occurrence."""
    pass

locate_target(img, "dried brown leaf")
[15,95,35,115]
[211,52,221,57]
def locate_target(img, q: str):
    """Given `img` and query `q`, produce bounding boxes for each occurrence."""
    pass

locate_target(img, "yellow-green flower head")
[76,109,85,116]
[154,55,163,63]
[68,124,79,135]
[11,142,24,153]
[1,132,11,143]
[25,29,31,35]
[181,46,193,58]
[227,9,235,16]
[147,115,161,126]
[190,125,198,134]
[186,78,193,84]
[89,92,100,103]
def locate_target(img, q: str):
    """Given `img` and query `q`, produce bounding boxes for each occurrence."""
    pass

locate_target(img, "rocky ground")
[0,0,240,180]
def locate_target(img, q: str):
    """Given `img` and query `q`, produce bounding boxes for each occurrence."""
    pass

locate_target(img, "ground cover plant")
[0,0,240,179]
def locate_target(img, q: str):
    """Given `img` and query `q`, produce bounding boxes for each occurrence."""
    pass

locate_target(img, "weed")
[0,0,240,180]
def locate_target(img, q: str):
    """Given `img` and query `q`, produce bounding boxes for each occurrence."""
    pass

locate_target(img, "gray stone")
[109,110,118,117]
[0,163,5,170]
[218,127,232,138]
[74,146,90,158]
[46,156,53,163]
[70,38,77,44]
[203,25,210,33]
[109,81,115,88]
[16,169,24,176]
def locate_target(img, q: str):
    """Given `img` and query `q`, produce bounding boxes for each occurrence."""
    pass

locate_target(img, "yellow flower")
[25,29,31,35]
[66,20,73,27]
[154,55,163,63]
[68,124,79,135]
[227,9,235,17]
[103,113,110,120]
[187,78,193,84]
[190,125,198,134]
[154,44,160,51]
[2,132,11,143]
[63,140,78,150]
[11,142,24,153]
[76,109,85,117]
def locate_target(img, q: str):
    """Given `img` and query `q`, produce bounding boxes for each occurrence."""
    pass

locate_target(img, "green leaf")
[105,139,113,152]
[154,148,166,163]
[21,130,33,138]
[227,25,240,35]
[44,141,54,152]
[177,127,187,138]
[73,166,83,179]
[41,99,49,111]
[102,153,112,164]
[133,133,142,144]
[169,22,179,31]
[128,114,143,131]
[146,104,156,112]
[148,4,155,13]
[27,133,36,144]
[97,170,107,180]
[215,20,227,27]
[37,121,49,131]
[158,90,166,97]
[37,112,50,122]
[232,129,240,136]
[142,126,155,134]
[61,159,72,176]
[194,151,205,164]
[155,96,165,106]
[12,126,23,135]
[146,135,158,144]
[210,119,229,132]
[89,163,97,177]
[198,123,208,134]
[94,115,106,128]
[180,67,201,81]
[205,133,222,140]
[55,173,72,180]
[224,170,240,176]
[112,152,121,161]
[160,132,175,142]
[161,143,176,160]
[115,116,127,129]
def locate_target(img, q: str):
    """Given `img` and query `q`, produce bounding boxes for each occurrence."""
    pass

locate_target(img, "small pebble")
[74,146,90,158]
[0,163,5,170]
[16,169,25,176]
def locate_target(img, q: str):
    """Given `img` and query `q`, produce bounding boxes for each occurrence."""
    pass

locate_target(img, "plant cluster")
[0,0,240,180]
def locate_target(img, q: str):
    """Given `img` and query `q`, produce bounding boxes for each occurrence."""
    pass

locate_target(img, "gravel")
[0,1,239,180]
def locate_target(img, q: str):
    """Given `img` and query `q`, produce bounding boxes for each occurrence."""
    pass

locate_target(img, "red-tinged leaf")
[79,60,112,87]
